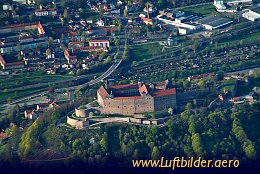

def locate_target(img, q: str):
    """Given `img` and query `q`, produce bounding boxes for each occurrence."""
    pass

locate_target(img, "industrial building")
[198,15,233,30]
[242,6,260,21]
[157,9,202,31]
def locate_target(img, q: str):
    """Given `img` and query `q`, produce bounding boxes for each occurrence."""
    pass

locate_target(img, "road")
[226,67,260,76]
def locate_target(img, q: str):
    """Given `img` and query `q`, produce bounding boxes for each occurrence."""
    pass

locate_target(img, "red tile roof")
[25,110,33,115]
[64,49,77,59]
[151,88,176,97]
[89,40,109,43]
[0,22,38,30]
[98,86,109,99]
[110,83,138,90]
[233,97,241,101]
[69,41,83,45]
[5,61,24,67]
[69,32,78,37]
[0,132,6,139]
[139,84,148,94]
[72,46,103,52]
[114,96,143,100]
[141,17,153,23]
[19,35,33,40]
[37,103,49,107]
[9,122,16,127]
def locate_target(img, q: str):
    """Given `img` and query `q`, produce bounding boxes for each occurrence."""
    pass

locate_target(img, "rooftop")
[198,15,233,28]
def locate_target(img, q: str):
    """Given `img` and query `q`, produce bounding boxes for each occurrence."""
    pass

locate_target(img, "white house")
[89,40,110,48]
[24,110,38,120]
[242,6,260,21]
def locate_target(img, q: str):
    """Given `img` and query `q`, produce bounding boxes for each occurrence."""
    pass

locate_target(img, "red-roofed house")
[0,54,24,70]
[72,46,105,53]
[140,17,153,25]
[0,132,7,139]
[36,102,50,111]
[64,49,77,64]
[24,110,39,120]
[68,41,84,49]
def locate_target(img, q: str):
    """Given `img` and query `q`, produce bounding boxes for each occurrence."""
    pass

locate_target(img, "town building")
[140,17,153,25]
[198,15,233,30]
[24,110,39,120]
[35,8,57,17]
[97,81,177,116]
[214,0,227,11]
[89,39,110,48]
[167,35,178,46]
[157,9,202,31]
[2,3,14,11]
[0,22,47,54]
[64,49,77,64]
[13,0,27,4]
[226,0,253,6]
[0,54,24,70]
[24,101,59,120]
[242,6,260,21]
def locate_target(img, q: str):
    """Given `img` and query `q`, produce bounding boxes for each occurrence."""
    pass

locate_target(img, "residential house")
[89,40,110,48]
[24,110,39,120]
[64,49,77,64]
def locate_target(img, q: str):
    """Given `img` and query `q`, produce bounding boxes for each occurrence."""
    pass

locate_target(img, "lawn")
[181,4,216,16]
[0,88,47,103]
[221,79,236,92]
[219,32,260,46]
[235,77,260,96]
[130,43,164,62]
[0,71,73,91]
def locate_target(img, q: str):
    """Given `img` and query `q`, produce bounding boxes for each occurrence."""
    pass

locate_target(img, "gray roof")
[197,15,233,28]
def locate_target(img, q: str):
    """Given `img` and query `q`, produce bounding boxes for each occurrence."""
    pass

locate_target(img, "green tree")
[243,141,257,159]
[100,132,109,151]
[151,146,161,160]
[72,138,85,152]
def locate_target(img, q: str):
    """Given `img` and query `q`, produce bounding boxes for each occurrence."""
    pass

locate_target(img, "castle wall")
[67,116,89,129]
[153,94,177,111]
[102,96,154,115]
[75,108,87,117]
[97,92,104,107]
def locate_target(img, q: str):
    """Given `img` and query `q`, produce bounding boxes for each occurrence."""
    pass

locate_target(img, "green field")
[130,42,176,63]
[0,71,73,90]
[220,32,260,46]
[221,79,236,92]
[182,4,216,16]
[235,77,260,96]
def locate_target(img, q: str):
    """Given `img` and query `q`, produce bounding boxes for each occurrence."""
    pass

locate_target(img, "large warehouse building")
[198,15,233,30]
[242,6,260,21]
[97,81,177,116]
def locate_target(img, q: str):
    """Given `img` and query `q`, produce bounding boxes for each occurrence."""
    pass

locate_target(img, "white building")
[2,4,14,11]
[242,6,260,21]
[198,15,233,30]
[13,0,27,4]
[178,28,190,35]
[157,14,201,31]
[96,19,105,27]
[214,0,226,11]
[35,8,57,17]
[226,0,253,5]
[89,40,110,48]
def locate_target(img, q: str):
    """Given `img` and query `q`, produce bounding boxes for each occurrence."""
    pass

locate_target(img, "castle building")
[97,81,177,116]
